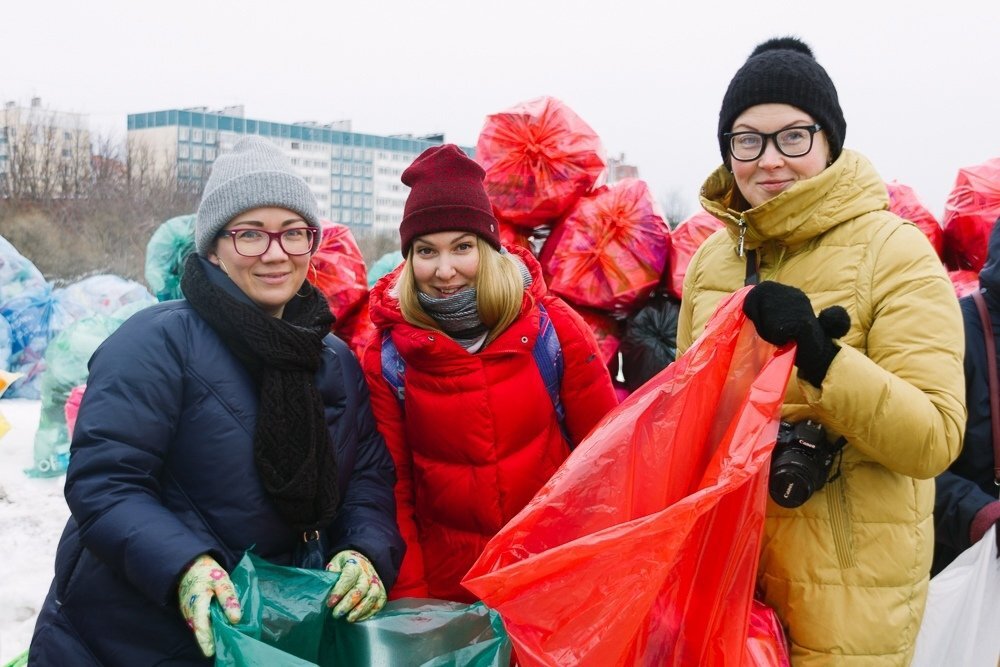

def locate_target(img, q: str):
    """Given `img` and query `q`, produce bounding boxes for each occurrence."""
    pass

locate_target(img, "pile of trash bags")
[476,96,674,394]
[0,235,157,476]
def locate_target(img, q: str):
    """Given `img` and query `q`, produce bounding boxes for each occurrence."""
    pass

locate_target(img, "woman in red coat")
[363,144,617,602]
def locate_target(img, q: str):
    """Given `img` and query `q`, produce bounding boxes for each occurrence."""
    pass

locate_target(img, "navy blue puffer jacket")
[934,217,1000,575]
[29,266,403,666]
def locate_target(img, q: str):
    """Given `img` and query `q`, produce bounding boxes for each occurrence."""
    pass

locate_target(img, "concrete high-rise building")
[0,98,92,198]
[127,107,474,234]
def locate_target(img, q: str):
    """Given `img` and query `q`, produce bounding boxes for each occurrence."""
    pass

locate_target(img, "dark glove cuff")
[970,500,1000,544]
[795,332,841,388]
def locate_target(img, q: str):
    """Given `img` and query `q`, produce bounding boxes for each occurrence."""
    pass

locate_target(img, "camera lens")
[768,448,823,508]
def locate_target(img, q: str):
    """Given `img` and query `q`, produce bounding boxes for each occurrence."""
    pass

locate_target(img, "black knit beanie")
[718,37,846,163]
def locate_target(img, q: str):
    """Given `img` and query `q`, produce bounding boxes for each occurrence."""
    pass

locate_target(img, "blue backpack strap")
[380,330,406,409]
[533,303,570,445]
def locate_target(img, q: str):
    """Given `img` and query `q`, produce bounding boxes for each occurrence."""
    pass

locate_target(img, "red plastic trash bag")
[949,270,980,299]
[665,210,725,300]
[942,158,1000,271]
[476,96,606,229]
[463,288,795,667]
[885,181,944,260]
[543,180,671,315]
[310,221,369,322]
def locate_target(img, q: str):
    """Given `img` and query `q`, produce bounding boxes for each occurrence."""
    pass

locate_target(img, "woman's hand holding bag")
[326,549,387,622]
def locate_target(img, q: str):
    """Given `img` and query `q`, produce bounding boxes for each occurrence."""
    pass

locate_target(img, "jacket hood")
[978,216,1000,293]
[368,243,549,329]
[699,149,889,251]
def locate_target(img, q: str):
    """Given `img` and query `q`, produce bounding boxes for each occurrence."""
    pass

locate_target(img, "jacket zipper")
[826,475,856,568]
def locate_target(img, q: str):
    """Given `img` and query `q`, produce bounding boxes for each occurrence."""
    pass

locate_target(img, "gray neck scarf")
[417,249,532,350]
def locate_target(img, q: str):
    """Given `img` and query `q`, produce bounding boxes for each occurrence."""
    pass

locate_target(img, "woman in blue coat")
[934,217,1000,575]
[28,136,404,665]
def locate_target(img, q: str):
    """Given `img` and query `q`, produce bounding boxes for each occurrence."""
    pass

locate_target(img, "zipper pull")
[736,218,747,257]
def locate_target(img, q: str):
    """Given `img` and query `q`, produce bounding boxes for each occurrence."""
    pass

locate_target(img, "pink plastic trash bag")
[885,181,944,260]
[64,384,86,439]
[665,210,725,300]
[476,96,606,229]
[463,288,795,666]
[942,158,1000,271]
[543,179,671,315]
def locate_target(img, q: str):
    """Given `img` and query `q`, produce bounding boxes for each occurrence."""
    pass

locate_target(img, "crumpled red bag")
[949,270,980,299]
[309,220,369,324]
[885,181,943,260]
[543,179,671,315]
[942,158,1000,271]
[476,96,606,229]
[665,210,725,300]
[463,288,795,666]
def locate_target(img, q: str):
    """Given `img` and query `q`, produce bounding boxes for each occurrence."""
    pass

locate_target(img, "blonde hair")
[397,237,525,343]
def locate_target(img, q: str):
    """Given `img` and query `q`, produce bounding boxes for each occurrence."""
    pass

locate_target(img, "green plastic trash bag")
[367,251,404,288]
[213,553,511,667]
[27,300,149,478]
[1,649,28,667]
[146,214,196,301]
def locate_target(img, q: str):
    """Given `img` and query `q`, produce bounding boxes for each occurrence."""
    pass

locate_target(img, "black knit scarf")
[181,255,339,532]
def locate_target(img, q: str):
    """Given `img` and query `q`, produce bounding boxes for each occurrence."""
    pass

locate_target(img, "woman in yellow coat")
[677,37,965,665]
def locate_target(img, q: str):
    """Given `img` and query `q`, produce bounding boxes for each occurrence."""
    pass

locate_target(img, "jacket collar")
[699,149,890,253]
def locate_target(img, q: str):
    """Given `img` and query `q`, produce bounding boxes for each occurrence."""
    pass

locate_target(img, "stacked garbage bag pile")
[0,234,157,476]
[475,96,675,397]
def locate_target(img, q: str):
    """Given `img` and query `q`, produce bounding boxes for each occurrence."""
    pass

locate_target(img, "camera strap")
[971,289,1000,485]
[744,249,759,286]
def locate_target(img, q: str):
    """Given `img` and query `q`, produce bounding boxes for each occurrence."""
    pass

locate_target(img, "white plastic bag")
[912,526,1000,666]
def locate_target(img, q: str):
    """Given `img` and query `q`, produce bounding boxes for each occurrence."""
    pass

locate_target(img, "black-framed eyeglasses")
[218,227,318,257]
[723,124,823,162]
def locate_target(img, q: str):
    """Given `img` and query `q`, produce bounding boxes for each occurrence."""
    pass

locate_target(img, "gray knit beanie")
[195,135,320,256]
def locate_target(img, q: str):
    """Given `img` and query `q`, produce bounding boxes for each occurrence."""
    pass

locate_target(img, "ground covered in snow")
[0,399,66,663]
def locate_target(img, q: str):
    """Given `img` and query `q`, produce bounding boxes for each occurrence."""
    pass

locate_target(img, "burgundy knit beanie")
[399,144,500,255]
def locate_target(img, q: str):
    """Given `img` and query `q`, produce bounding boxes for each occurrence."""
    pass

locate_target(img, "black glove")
[742,281,851,388]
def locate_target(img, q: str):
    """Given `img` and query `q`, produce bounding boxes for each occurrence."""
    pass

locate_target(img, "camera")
[768,420,844,508]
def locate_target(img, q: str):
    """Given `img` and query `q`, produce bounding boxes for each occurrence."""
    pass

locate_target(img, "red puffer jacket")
[363,245,617,602]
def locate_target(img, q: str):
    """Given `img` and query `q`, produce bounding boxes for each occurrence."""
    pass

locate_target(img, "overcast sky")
[2,0,997,219]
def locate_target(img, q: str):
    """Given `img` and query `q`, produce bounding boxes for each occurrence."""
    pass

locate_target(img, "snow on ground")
[0,399,67,663]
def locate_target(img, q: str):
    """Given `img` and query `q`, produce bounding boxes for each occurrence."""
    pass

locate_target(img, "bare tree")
[659,187,694,228]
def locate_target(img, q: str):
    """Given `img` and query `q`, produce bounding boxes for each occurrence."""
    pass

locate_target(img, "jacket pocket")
[826,475,856,569]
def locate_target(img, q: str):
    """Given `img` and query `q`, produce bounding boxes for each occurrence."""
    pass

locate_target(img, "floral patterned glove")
[325,549,387,622]
[178,554,242,657]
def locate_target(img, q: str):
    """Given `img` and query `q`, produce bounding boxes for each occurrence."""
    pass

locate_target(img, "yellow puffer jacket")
[677,150,966,666]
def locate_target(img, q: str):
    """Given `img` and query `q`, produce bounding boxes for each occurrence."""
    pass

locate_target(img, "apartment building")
[127,107,473,233]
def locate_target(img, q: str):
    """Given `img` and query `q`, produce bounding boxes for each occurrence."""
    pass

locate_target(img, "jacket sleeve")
[360,334,430,599]
[934,301,997,552]
[64,308,220,606]
[326,340,406,591]
[802,222,966,479]
[544,296,618,444]
[676,241,711,357]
